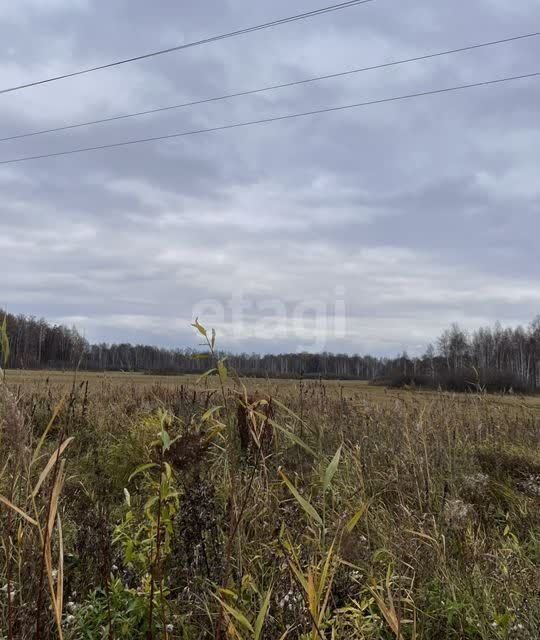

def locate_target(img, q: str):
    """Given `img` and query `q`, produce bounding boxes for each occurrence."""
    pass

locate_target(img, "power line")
[0,0,375,96]
[1,70,538,166]
[2,31,538,144]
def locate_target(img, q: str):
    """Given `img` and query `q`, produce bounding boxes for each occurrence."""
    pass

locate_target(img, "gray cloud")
[1,0,539,356]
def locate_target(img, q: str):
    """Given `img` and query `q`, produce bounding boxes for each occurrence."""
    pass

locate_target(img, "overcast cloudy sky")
[1,0,539,355]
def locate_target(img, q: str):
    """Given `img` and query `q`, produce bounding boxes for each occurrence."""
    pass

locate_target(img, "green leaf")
[323,445,342,493]
[254,587,273,640]
[201,406,223,422]
[215,596,254,633]
[144,495,159,515]
[128,463,158,483]
[123,488,131,506]
[345,502,369,534]
[196,368,217,384]
[271,397,313,433]
[279,468,322,526]
[318,539,337,610]
[266,417,317,458]
[161,429,171,452]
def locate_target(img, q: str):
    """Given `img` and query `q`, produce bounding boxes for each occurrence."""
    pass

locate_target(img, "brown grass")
[1,367,539,639]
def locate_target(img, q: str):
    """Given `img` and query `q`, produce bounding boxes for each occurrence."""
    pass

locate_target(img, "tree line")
[1,309,539,390]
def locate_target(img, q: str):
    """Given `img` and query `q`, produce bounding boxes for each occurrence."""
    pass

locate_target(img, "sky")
[1,0,539,356]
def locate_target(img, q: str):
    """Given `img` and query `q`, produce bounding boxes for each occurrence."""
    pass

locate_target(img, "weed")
[0,324,539,638]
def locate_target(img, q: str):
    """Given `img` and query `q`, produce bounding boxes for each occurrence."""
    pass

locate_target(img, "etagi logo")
[192,286,346,352]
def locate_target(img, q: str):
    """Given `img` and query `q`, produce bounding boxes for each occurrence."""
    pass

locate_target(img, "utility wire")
[1,70,538,166]
[2,31,538,144]
[0,0,375,96]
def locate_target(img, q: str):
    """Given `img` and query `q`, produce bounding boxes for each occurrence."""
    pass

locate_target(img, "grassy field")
[6,367,540,413]
[1,365,540,639]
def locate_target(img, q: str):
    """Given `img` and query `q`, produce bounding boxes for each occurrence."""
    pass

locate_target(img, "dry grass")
[6,368,540,411]
[1,362,539,639]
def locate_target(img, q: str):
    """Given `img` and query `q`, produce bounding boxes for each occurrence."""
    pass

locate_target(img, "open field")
[5,368,540,413]
[1,368,540,639]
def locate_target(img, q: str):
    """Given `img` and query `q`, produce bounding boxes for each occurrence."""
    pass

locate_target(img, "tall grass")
[0,324,539,638]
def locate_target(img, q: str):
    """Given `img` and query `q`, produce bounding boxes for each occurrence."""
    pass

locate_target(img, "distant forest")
[1,309,539,391]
